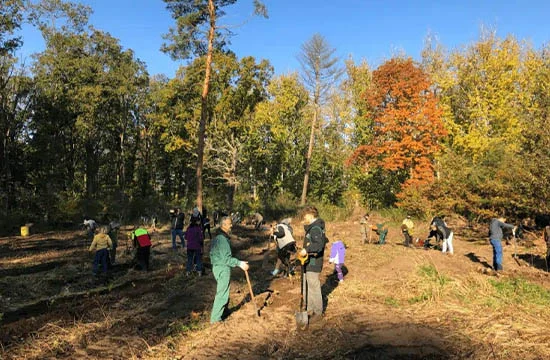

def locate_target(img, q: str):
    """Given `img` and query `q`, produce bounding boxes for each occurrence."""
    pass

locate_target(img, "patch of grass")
[489,277,550,306]
[408,292,430,304]
[311,202,354,222]
[408,264,452,304]
[418,264,451,287]
[384,296,400,307]
[378,208,409,223]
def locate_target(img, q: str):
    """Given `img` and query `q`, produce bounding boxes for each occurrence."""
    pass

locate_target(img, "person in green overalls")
[372,223,388,245]
[210,216,249,324]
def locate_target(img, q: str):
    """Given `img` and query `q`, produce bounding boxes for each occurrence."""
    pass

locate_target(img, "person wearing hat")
[401,215,414,247]
[270,218,297,277]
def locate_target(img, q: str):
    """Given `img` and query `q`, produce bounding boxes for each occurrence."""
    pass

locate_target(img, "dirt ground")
[1,214,550,359]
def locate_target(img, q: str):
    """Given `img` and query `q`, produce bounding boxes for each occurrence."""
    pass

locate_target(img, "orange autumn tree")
[348,58,446,191]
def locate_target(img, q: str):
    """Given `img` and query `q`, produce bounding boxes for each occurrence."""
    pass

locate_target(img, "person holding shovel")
[489,217,517,272]
[210,216,249,324]
[298,206,327,324]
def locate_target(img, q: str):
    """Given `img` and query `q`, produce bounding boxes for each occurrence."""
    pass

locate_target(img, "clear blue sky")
[16,0,550,77]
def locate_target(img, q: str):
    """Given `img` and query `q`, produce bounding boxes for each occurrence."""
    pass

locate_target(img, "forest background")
[2,0,550,234]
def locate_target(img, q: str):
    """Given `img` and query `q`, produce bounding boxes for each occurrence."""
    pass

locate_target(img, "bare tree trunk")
[227,140,238,212]
[300,107,317,205]
[196,0,216,213]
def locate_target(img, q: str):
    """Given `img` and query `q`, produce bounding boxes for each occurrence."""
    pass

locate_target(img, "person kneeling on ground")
[371,223,388,245]
[210,216,249,324]
[132,227,152,271]
[253,212,264,231]
[89,226,112,276]
[185,218,204,276]
[270,218,297,277]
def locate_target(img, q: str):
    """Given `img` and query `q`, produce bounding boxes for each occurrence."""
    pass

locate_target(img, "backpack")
[311,225,329,246]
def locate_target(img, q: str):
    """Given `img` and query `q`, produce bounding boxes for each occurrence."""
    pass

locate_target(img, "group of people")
[359,214,455,255]
[85,218,151,276]
[209,206,346,326]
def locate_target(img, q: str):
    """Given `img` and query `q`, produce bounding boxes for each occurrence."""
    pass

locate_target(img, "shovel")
[244,270,260,317]
[295,252,309,329]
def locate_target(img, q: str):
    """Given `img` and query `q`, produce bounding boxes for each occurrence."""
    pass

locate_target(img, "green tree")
[162,0,267,212]
[297,33,342,205]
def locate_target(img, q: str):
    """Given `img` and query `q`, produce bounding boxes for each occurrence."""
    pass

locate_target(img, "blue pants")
[93,248,110,274]
[186,249,203,272]
[171,229,185,249]
[490,239,503,271]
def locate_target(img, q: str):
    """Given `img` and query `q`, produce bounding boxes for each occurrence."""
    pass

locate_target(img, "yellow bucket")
[21,226,30,237]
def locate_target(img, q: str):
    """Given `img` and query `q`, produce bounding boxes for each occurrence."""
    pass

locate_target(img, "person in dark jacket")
[298,206,327,323]
[185,218,204,276]
[489,217,517,271]
[170,208,185,251]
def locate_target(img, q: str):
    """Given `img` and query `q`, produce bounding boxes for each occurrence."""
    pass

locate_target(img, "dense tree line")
[1,1,549,233]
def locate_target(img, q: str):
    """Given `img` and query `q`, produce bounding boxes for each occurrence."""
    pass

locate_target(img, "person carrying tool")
[89,226,112,276]
[210,216,249,324]
[489,217,517,272]
[298,206,327,324]
[401,215,414,247]
[131,227,152,271]
[270,218,297,277]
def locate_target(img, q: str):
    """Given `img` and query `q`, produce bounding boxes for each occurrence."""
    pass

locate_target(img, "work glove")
[238,261,249,271]
[299,248,307,257]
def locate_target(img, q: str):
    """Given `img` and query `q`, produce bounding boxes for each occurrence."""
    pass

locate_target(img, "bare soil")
[1,215,549,359]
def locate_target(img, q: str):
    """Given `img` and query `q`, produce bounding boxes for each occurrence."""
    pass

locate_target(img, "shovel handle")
[244,270,260,317]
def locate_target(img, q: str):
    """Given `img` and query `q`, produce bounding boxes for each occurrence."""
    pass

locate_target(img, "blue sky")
[16,0,550,77]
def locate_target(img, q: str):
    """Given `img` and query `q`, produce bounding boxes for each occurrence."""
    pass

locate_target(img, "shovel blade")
[295,311,308,329]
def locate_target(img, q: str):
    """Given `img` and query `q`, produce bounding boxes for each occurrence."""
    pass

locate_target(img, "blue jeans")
[186,249,203,272]
[171,229,185,249]
[93,248,110,274]
[490,239,503,270]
